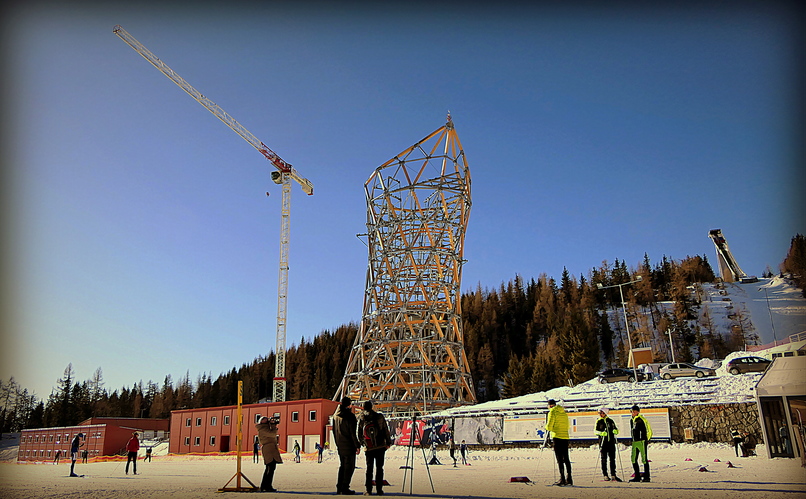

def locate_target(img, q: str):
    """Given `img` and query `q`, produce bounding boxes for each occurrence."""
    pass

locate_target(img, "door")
[220,436,230,453]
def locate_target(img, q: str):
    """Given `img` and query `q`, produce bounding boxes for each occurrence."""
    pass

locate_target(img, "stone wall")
[668,402,763,444]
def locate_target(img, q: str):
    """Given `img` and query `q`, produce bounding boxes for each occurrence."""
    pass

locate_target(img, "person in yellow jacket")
[545,399,572,486]
[629,404,652,482]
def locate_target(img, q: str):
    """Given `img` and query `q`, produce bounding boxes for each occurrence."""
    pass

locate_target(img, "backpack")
[363,414,381,448]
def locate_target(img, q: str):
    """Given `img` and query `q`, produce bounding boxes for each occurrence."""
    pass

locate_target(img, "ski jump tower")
[336,115,477,417]
[708,229,757,283]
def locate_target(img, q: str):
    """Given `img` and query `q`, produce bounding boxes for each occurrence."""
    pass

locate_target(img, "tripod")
[401,415,435,495]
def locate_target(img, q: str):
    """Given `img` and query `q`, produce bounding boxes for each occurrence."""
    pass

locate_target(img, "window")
[309,410,317,422]
[49,435,54,442]
[47,450,51,457]
[194,437,201,446]
[186,418,192,427]
[224,415,230,425]
[184,437,190,446]
[210,436,216,446]
[196,417,203,426]
[291,412,299,423]
[211,416,217,426]
[255,414,263,424]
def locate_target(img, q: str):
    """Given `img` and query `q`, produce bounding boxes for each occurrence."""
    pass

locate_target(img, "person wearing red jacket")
[125,432,140,475]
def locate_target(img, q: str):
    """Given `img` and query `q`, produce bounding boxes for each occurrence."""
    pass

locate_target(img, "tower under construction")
[336,115,477,416]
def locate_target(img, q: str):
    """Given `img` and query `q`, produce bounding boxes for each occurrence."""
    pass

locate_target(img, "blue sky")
[1,2,803,400]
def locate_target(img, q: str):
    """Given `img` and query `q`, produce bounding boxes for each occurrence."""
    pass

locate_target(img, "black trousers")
[553,438,571,478]
[337,450,357,492]
[365,448,386,492]
[261,461,277,491]
[600,442,617,476]
[125,451,137,474]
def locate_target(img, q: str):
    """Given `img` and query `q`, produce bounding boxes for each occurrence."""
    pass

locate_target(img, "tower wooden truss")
[336,116,477,416]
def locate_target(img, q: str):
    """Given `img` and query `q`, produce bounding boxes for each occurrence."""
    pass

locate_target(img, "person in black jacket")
[332,397,360,495]
[357,400,392,496]
[629,405,652,483]
[595,407,621,481]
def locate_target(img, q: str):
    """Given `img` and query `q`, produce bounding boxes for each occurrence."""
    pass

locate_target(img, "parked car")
[659,363,717,379]
[597,368,645,384]
[725,356,772,375]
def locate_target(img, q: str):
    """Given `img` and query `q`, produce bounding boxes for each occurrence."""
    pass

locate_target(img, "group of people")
[731,428,758,457]
[254,397,394,495]
[545,399,653,486]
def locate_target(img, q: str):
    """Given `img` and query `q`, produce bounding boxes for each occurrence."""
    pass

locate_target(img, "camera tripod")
[401,414,435,495]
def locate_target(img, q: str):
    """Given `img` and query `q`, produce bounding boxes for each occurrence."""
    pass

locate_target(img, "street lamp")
[597,275,643,382]
[666,328,676,363]
[759,286,777,347]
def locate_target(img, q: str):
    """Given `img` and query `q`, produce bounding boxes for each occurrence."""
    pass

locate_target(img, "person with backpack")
[629,405,652,482]
[595,407,621,481]
[357,400,391,496]
[332,396,361,495]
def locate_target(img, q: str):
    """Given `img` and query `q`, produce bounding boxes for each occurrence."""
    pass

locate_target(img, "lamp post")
[666,328,676,363]
[597,275,643,382]
[759,286,777,347]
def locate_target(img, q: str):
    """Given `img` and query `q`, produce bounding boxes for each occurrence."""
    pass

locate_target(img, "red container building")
[17,417,169,462]
[169,398,339,455]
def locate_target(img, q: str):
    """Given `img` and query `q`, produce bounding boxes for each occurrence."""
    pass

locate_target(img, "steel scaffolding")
[336,115,477,416]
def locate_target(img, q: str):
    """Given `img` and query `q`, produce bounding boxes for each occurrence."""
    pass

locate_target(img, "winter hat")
[630,404,640,412]
[547,399,556,406]
[598,406,609,415]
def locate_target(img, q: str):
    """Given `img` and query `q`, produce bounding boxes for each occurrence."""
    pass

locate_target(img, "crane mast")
[114,25,310,402]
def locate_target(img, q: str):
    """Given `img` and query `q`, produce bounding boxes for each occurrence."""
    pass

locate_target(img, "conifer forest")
[2,234,804,433]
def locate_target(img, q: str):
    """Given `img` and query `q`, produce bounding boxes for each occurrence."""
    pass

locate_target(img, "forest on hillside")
[2,234,804,433]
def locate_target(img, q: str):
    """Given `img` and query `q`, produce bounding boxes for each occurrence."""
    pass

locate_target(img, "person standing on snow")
[595,407,621,481]
[256,416,283,492]
[546,399,572,486]
[629,405,652,482]
[357,400,392,496]
[293,440,301,463]
[69,433,84,477]
[730,428,744,457]
[332,396,361,495]
[124,431,139,475]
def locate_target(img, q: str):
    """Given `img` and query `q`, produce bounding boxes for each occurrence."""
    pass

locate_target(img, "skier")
[595,407,621,481]
[315,441,324,463]
[629,405,652,482]
[124,431,139,475]
[546,399,572,486]
[459,439,468,465]
[293,440,301,463]
[448,436,457,467]
[69,433,84,477]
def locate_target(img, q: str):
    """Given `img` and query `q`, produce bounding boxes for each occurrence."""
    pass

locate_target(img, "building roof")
[755,356,806,398]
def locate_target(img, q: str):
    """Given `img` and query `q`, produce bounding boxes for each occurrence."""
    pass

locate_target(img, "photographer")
[256,416,283,492]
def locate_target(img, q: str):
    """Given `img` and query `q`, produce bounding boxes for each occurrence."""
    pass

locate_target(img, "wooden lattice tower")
[336,115,477,416]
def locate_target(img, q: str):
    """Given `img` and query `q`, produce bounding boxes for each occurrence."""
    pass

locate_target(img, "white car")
[658,363,716,380]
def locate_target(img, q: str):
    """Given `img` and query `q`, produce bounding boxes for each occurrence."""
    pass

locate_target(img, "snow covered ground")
[699,277,805,347]
[1,444,803,498]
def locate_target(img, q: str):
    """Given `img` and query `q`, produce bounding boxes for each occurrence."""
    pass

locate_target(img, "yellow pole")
[218,380,257,492]
[236,380,243,488]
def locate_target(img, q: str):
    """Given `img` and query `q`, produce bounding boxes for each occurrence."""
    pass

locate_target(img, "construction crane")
[708,229,757,284]
[114,25,311,402]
